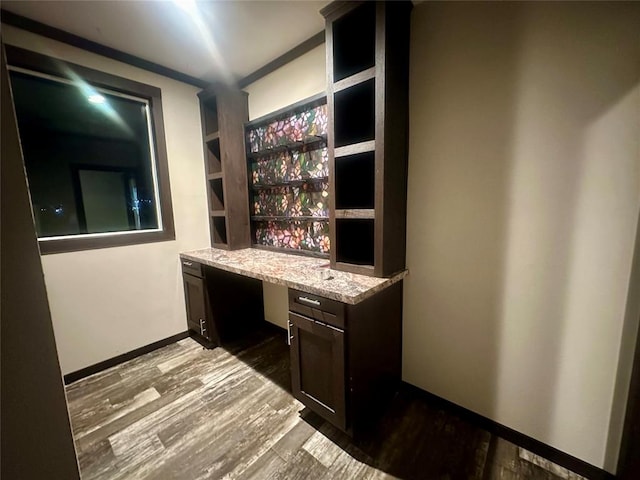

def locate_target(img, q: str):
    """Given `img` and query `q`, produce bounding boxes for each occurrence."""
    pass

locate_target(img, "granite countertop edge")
[180,248,407,305]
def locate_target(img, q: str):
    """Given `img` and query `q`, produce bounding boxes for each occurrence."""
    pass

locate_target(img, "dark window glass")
[9,70,161,238]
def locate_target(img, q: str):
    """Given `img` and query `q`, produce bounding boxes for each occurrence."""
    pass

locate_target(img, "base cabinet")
[183,273,208,337]
[181,260,218,347]
[289,311,346,430]
[288,282,403,435]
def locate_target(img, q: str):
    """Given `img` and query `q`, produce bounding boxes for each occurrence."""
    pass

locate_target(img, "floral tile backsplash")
[255,220,330,254]
[253,182,329,218]
[251,147,328,185]
[247,104,328,153]
[249,102,330,255]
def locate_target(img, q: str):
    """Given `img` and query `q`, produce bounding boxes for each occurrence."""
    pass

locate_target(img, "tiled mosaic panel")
[247,104,328,153]
[251,147,328,186]
[253,182,329,218]
[254,220,330,254]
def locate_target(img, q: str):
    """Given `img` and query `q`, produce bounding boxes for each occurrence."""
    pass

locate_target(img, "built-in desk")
[179,247,407,436]
[180,247,406,304]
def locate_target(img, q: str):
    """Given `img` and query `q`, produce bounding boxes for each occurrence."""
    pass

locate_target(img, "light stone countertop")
[180,248,407,305]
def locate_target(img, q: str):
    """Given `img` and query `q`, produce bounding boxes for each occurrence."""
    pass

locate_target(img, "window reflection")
[9,70,160,238]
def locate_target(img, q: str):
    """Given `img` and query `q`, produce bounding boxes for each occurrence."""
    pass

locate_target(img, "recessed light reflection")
[88,94,106,104]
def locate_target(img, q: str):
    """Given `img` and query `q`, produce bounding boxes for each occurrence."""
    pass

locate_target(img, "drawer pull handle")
[183,261,193,267]
[298,296,320,307]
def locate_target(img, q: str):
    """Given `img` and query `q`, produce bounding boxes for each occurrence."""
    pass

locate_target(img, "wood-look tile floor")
[66,326,586,480]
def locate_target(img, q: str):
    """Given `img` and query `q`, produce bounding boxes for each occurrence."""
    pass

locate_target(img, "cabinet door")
[289,311,346,430]
[183,273,212,341]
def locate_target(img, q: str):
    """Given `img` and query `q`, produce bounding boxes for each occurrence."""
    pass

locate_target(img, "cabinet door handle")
[183,261,193,267]
[298,296,320,307]
[323,322,344,333]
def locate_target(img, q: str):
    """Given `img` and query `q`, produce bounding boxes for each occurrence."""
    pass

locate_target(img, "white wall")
[245,44,326,329]
[405,1,640,472]
[2,25,210,375]
[245,44,325,120]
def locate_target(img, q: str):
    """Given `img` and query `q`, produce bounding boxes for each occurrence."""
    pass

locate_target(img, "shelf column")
[198,84,251,250]
[322,0,412,277]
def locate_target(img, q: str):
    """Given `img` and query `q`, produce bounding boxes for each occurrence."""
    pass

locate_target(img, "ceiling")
[1,0,329,84]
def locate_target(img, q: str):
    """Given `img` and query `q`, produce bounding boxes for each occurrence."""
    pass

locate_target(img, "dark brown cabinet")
[181,260,218,347]
[288,283,403,435]
[289,310,346,430]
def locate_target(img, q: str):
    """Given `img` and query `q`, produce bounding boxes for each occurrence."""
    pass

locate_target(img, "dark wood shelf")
[335,209,374,219]
[204,131,219,143]
[247,135,327,160]
[251,216,329,222]
[325,1,411,277]
[333,67,376,93]
[251,177,328,190]
[200,85,250,250]
[334,140,375,158]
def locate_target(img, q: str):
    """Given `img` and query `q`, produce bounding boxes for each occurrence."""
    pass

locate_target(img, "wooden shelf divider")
[334,140,375,158]
[204,131,220,143]
[334,209,374,219]
[333,66,376,93]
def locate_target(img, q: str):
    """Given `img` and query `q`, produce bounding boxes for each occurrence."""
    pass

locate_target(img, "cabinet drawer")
[181,258,202,278]
[288,289,345,330]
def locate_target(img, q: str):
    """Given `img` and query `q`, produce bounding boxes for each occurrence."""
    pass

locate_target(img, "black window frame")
[6,45,175,254]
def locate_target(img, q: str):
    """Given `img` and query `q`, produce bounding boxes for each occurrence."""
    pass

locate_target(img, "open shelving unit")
[198,85,251,250]
[245,93,330,258]
[322,0,412,277]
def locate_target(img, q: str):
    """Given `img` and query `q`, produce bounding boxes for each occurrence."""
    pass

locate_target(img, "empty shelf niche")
[212,216,227,245]
[206,138,221,174]
[335,218,374,266]
[332,2,376,82]
[210,178,224,210]
[334,79,375,147]
[335,151,374,210]
[202,97,218,136]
